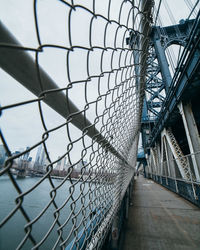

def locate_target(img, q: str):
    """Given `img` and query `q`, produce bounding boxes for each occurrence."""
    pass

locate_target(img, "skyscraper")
[34,145,46,172]
[35,145,42,165]
[0,145,7,166]
[60,157,66,171]
[23,147,30,161]
[55,157,66,171]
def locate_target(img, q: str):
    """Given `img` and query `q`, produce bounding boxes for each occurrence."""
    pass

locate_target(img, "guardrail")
[146,151,200,207]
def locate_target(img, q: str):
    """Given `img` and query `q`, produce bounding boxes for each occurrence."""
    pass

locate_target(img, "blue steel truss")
[134,15,200,150]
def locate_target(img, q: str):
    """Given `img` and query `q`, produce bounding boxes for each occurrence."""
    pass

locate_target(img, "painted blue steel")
[139,18,198,142]
[153,38,172,91]
[65,204,111,250]
[158,19,195,47]
[141,99,149,122]
[148,12,200,146]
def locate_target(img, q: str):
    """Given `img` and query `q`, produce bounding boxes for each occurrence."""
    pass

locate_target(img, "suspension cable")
[187,0,200,19]
[154,0,162,26]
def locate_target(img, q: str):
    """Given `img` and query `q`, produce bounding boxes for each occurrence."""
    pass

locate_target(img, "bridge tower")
[139,17,200,186]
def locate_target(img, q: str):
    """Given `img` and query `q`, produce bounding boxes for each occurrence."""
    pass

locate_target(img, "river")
[0,175,91,249]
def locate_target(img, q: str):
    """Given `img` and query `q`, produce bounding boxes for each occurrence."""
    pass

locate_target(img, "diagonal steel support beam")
[178,102,200,181]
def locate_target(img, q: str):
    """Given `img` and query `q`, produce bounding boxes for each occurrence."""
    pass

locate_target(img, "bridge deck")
[122,175,200,250]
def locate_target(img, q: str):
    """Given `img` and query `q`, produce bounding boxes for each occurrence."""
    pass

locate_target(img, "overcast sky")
[0,0,198,164]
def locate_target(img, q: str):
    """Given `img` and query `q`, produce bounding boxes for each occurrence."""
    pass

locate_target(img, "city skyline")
[0,143,91,180]
[0,143,88,169]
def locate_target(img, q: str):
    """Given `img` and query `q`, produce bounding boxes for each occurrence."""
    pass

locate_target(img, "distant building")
[55,157,61,171]
[12,150,21,156]
[83,160,88,173]
[72,160,89,177]
[60,157,66,171]
[65,161,71,171]
[34,145,46,172]
[40,148,46,166]
[55,157,66,171]
[12,150,21,165]
[35,145,42,165]
[44,156,50,168]
[23,147,30,161]
[75,161,82,171]
[0,145,7,166]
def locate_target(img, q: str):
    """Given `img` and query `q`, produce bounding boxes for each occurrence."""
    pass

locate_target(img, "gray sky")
[0,0,198,163]
[0,0,131,163]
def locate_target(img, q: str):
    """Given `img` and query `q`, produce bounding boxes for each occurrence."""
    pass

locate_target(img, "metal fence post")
[187,156,197,200]
[111,214,119,250]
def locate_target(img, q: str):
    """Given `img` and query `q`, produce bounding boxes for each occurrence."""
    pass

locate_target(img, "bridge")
[0,0,200,249]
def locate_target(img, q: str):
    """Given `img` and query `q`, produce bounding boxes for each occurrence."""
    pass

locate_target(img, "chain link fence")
[0,0,153,249]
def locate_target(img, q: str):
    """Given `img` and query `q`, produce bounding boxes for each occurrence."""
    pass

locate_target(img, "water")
[0,175,90,249]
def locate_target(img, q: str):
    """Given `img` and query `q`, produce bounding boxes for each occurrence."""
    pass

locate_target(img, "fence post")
[125,188,129,220]
[111,213,119,250]
[187,156,197,200]
[175,174,179,193]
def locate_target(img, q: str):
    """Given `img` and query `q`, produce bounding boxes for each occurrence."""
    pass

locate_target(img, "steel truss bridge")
[0,0,200,249]
[140,10,200,207]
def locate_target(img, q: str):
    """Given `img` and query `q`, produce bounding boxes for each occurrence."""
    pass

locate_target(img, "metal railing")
[0,0,153,249]
[146,151,200,207]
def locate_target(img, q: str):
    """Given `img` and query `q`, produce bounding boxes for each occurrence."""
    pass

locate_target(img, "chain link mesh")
[0,0,153,249]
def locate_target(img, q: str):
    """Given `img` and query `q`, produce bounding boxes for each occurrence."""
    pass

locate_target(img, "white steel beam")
[178,102,200,181]
[162,128,188,180]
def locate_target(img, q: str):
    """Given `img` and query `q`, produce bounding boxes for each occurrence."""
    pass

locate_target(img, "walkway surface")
[122,175,200,250]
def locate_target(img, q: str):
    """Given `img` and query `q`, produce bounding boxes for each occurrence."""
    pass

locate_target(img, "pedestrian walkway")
[122,175,200,250]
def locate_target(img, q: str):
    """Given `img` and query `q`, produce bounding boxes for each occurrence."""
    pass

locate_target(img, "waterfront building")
[60,157,66,171]
[23,146,30,161]
[34,145,46,172]
[0,144,7,166]
[55,157,66,171]
[55,156,61,171]
[64,161,71,171]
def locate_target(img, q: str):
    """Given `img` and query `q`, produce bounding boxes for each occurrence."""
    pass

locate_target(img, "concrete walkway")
[122,175,200,250]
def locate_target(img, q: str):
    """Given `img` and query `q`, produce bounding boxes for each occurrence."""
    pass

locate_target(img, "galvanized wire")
[0,0,152,249]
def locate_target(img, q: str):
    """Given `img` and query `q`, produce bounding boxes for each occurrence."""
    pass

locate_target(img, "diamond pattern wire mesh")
[0,0,153,249]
